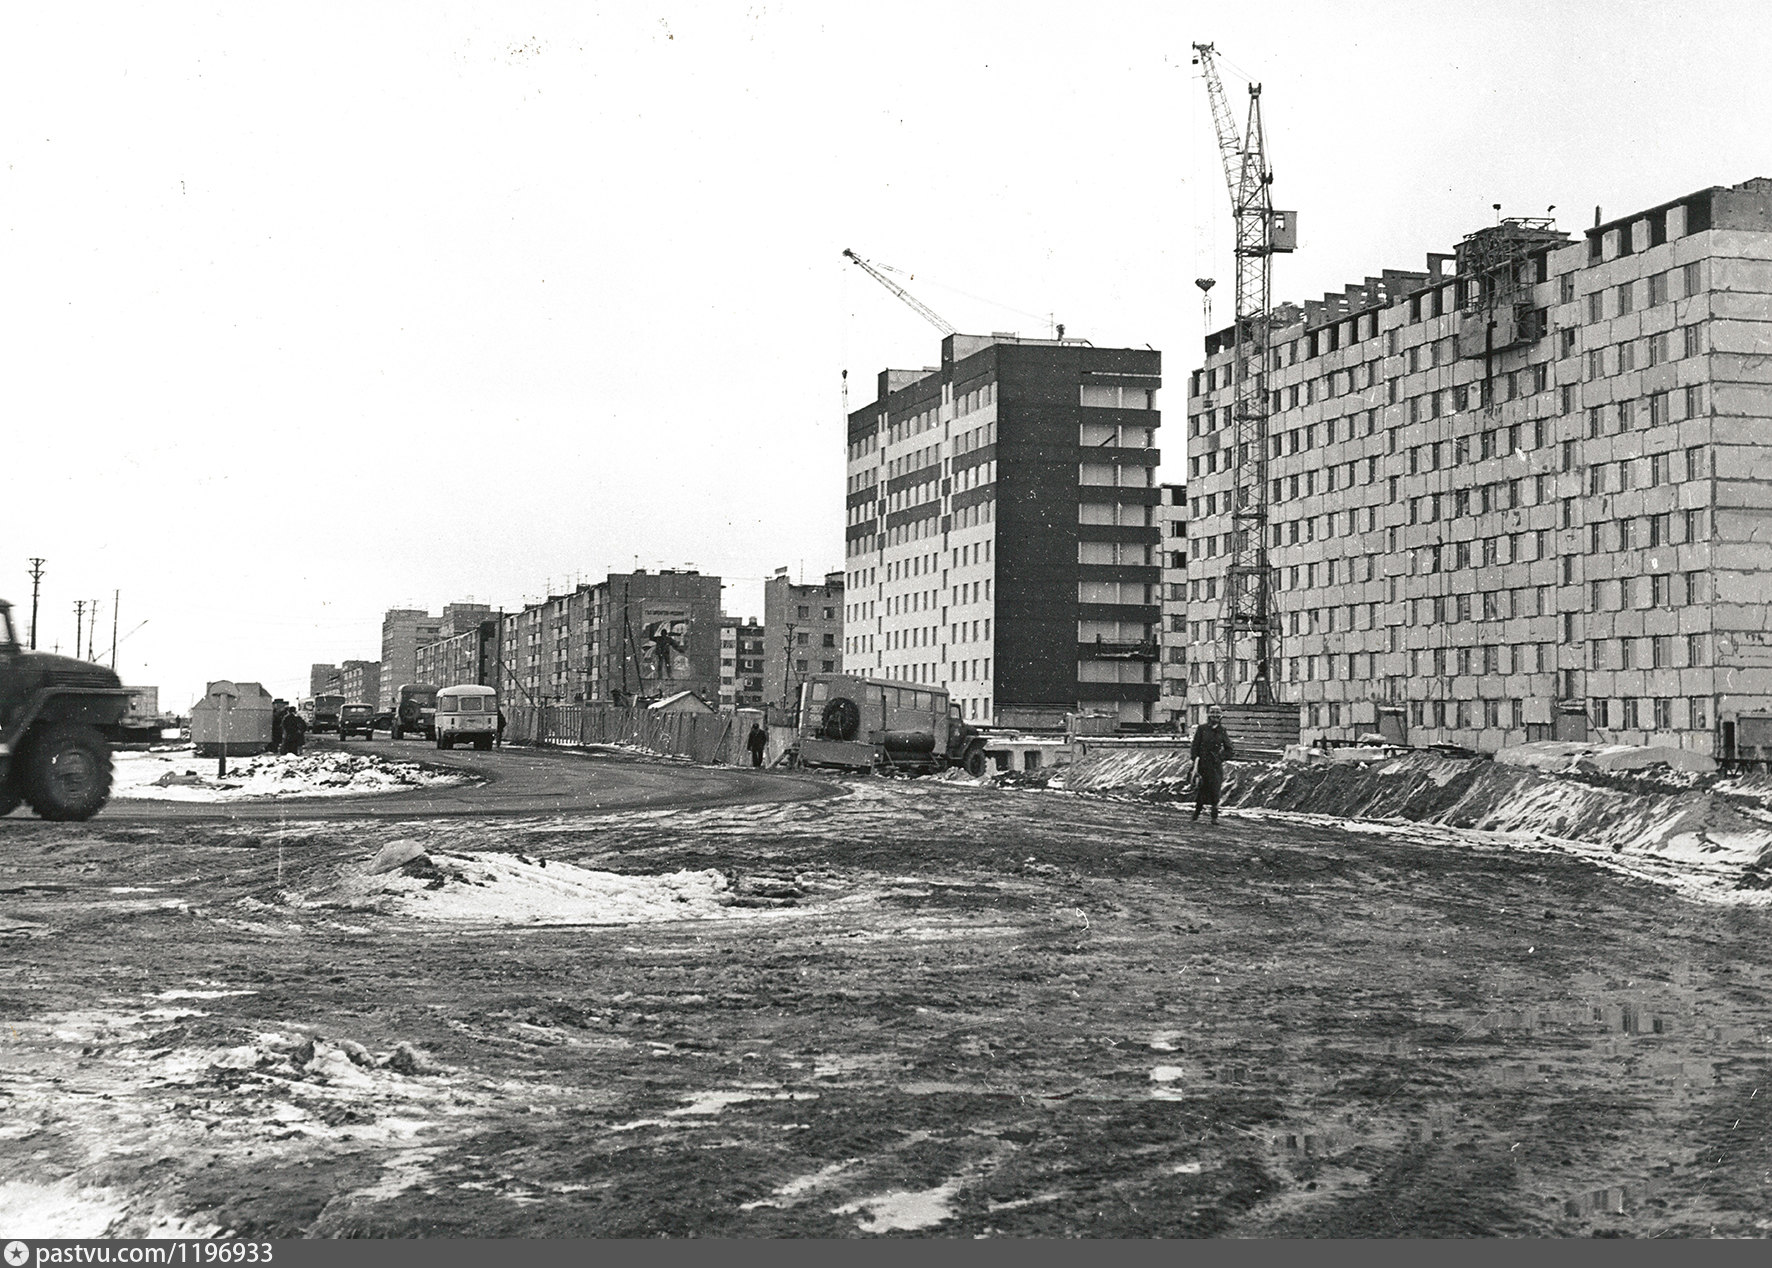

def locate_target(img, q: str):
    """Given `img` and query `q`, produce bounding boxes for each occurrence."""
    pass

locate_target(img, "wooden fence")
[506,704,741,765]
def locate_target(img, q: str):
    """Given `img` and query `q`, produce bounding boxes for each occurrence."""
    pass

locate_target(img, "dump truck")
[792,672,988,776]
[0,598,132,820]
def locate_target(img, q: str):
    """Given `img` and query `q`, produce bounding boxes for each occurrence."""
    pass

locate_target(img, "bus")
[298,694,345,734]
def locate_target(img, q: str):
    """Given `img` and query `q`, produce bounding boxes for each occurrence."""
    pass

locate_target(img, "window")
[1587,293,1603,323]
[1682,261,1701,296]
[1616,281,1634,315]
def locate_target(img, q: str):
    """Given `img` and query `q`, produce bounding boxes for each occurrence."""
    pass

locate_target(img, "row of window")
[1301,695,1711,735]
[1189,261,1705,398]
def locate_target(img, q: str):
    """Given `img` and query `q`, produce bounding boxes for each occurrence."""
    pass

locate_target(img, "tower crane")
[1191,43,1295,707]
[842,248,956,337]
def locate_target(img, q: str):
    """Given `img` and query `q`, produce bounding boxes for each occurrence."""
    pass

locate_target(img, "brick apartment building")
[1185,176,1772,758]
[843,333,1163,726]
[338,659,381,708]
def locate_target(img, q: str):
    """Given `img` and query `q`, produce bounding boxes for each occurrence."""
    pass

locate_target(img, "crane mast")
[1192,43,1294,706]
[842,248,957,336]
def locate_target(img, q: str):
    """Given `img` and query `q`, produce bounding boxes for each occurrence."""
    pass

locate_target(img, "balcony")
[1078,639,1159,662]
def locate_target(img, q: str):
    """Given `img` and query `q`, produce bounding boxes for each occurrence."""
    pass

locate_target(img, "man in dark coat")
[269,703,286,756]
[282,708,309,755]
[1190,704,1234,824]
[747,722,768,768]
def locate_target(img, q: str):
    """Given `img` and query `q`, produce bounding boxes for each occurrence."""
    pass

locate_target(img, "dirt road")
[2,755,1769,1237]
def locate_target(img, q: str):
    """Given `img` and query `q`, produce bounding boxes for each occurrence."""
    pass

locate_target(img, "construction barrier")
[507,705,738,765]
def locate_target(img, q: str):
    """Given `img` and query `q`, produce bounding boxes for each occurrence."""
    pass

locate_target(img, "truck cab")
[0,598,131,819]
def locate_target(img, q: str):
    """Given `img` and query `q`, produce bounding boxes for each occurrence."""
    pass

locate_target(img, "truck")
[388,683,439,741]
[0,598,132,820]
[792,672,989,776]
[336,702,375,740]
[298,694,344,734]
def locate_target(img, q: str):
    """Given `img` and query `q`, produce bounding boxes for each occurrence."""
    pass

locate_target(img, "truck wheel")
[391,725,402,741]
[22,724,113,822]
[475,735,493,751]
[0,784,21,816]
[437,735,451,750]
[964,749,988,778]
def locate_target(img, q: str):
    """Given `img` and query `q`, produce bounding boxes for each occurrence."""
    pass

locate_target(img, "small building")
[650,690,715,714]
[190,680,274,756]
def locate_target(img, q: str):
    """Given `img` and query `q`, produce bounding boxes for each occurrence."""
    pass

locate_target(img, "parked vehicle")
[434,684,497,750]
[299,694,344,734]
[0,598,132,820]
[792,673,988,776]
[389,684,439,741]
[336,702,375,740]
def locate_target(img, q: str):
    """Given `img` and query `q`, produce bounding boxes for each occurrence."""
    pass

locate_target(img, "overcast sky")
[7,1,1770,709]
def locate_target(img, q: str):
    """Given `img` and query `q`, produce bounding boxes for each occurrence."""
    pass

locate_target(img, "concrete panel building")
[379,609,442,711]
[490,571,725,708]
[1184,176,1772,759]
[1157,482,1188,725]
[764,568,844,709]
[415,621,499,694]
[719,617,767,711]
[843,333,1163,726]
[309,664,341,698]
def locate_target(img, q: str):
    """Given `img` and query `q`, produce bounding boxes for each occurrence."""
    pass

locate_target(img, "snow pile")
[1062,746,1772,899]
[0,1180,221,1239]
[313,847,754,925]
[112,747,467,802]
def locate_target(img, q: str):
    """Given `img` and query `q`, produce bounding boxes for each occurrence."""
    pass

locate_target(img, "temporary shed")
[650,690,715,715]
[190,680,274,756]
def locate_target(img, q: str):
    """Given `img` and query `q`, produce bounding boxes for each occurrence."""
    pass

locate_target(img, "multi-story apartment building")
[337,659,380,708]
[308,664,340,698]
[379,608,442,711]
[719,617,767,711]
[843,333,1163,726]
[414,621,498,694]
[1186,177,1772,758]
[763,568,844,708]
[1157,483,1188,724]
[492,570,725,707]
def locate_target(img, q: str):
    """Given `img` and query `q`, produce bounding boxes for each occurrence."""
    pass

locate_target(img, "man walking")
[746,721,768,768]
[1190,704,1235,824]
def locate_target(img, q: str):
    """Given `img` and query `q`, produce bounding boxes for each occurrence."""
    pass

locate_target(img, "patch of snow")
[834,1180,962,1233]
[111,747,467,802]
[314,850,798,927]
[154,989,256,1001]
[0,1180,218,1239]
[1150,1065,1185,1082]
[739,1159,862,1210]
[668,1090,818,1116]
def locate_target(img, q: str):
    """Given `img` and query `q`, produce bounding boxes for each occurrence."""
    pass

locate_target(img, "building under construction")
[1185,177,1772,760]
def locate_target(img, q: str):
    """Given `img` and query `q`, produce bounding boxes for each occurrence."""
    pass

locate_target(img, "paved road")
[97,738,833,822]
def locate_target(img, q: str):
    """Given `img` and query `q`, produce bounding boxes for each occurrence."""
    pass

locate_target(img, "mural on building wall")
[640,603,691,680]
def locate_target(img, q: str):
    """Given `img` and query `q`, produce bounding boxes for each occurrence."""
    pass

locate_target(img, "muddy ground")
[3,765,1770,1238]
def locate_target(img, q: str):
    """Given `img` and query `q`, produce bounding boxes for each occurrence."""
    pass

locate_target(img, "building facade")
[843,333,1163,725]
[763,569,844,708]
[379,609,442,711]
[308,664,341,698]
[1185,177,1772,758]
[1157,483,1188,725]
[338,659,381,708]
[414,621,498,693]
[719,617,767,711]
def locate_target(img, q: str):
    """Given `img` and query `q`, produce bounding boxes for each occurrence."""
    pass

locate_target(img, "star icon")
[5,1241,29,1267]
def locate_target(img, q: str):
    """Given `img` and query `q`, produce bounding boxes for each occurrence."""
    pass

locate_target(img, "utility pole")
[73,600,85,660]
[27,558,44,650]
[110,590,119,669]
[88,600,99,660]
